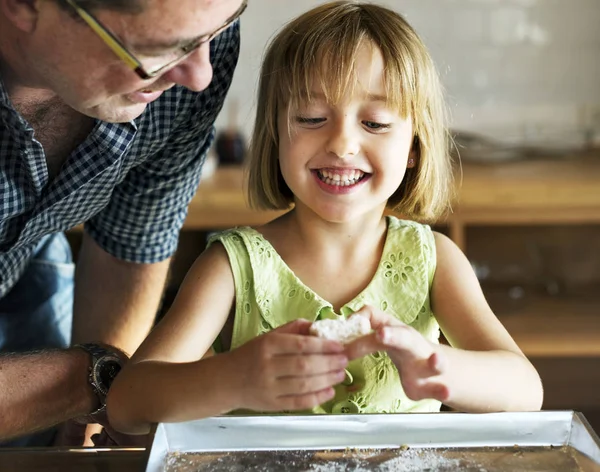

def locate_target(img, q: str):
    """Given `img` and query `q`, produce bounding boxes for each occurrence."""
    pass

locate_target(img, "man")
[0,0,243,446]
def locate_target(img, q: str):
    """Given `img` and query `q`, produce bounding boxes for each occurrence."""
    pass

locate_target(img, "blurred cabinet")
[446,153,600,250]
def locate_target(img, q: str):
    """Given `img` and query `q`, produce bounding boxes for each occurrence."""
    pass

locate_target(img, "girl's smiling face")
[277,43,416,224]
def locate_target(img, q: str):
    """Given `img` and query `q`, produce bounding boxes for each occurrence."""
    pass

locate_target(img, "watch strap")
[75,343,123,416]
[76,343,110,362]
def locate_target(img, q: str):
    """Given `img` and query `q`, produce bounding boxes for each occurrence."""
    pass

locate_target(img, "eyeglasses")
[64,0,247,80]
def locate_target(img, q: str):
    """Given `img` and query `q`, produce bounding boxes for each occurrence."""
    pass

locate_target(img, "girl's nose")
[325,120,360,158]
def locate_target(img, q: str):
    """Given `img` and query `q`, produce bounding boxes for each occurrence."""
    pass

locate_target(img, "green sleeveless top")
[207,216,441,414]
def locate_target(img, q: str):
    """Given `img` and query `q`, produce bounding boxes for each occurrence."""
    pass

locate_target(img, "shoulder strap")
[208,228,325,330]
[360,216,436,324]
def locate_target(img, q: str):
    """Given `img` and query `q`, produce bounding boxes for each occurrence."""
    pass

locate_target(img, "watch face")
[92,356,123,396]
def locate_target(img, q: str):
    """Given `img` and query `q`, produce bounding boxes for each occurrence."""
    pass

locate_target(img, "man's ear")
[2,0,40,33]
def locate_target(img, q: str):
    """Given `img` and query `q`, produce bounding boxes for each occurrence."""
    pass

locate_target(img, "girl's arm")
[107,244,348,434]
[106,243,237,434]
[345,232,543,413]
[427,232,543,412]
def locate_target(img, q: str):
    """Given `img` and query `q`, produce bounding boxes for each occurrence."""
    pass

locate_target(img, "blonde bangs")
[277,5,422,121]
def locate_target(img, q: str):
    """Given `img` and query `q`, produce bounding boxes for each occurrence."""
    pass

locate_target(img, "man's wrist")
[69,347,102,416]
[76,344,128,415]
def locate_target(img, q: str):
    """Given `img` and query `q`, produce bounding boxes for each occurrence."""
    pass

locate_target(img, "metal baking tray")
[146,411,600,471]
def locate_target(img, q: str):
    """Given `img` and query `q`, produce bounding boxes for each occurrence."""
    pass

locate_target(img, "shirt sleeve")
[85,22,240,263]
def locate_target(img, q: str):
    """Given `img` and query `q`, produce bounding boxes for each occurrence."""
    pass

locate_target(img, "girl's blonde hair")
[247,1,453,222]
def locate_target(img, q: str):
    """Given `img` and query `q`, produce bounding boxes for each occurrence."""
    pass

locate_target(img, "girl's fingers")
[353,305,403,330]
[433,383,450,402]
[427,352,446,375]
[264,332,345,355]
[271,353,348,378]
[345,326,434,362]
[274,318,314,335]
[420,382,450,402]
[276,369,347,397]
[344,332,384,361]
[404,379,450,403]
[377,326,434,361]
[276,387,337,411]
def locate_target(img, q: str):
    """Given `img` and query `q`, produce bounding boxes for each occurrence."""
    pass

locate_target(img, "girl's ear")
[2,0,40,33]
[407,136,419,168]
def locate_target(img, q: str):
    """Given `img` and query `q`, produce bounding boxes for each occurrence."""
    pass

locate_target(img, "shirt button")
[332,400,360,414]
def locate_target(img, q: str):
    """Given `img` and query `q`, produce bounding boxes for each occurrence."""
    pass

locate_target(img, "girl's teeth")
[317,170,365,186]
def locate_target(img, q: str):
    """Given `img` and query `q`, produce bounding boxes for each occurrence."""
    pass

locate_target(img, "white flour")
[308,448,465,472]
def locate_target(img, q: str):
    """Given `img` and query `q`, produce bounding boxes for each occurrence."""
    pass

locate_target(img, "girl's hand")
[226,319,348,412]
[344,305,450,403]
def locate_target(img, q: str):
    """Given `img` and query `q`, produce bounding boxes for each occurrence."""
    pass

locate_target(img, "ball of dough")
[309,315,371,344]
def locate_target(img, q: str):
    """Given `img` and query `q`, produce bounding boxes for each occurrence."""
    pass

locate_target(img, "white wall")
[215,0,600,148]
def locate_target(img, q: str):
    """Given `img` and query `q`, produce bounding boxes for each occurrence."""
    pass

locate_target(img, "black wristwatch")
[75,343,125,415]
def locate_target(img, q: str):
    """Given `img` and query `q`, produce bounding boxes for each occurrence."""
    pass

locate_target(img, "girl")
[107,1,543,435]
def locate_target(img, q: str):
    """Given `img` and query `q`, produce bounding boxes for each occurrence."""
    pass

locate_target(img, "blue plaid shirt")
[0,24,240,298]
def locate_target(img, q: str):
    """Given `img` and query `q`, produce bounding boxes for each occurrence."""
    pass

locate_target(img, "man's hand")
[53,412,149,447]
[227,319,348,412]
[52,343,138,447]
[344,305,450,403]
[53,421,97,447]
[90,424,150,448]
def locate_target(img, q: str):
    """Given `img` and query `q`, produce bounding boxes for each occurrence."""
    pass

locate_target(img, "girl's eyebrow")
[299,91,326,100]
[297,91,388,102]
[310,91,388,102]
[366,93,388,102]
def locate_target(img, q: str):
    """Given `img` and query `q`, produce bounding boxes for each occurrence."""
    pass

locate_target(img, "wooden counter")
[446,152,600,249]
[488,288,600,357]
[185,152,600,250]
[184,166,286,230]
[0,448,146,472]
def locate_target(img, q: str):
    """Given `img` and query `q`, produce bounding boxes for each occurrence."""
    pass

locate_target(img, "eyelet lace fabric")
[207,216,441,414]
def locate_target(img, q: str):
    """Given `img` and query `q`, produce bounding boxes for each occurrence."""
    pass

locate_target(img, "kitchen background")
[215,0,600,149]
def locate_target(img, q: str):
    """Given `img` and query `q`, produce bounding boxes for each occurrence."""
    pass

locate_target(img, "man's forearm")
[0,349,96,440]
[72,233,171,354]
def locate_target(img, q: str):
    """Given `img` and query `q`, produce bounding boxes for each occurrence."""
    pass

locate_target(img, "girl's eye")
[295,116,326,125]
[363,121,391,130]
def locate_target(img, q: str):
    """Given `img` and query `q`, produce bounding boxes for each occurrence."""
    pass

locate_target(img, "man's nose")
[161,43,214,92]
[325,120,360,158]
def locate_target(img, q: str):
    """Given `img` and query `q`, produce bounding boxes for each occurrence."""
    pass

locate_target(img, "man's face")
[30,0,243,122]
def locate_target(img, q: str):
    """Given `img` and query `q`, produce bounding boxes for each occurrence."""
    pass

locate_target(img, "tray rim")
[146,410,600,472]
